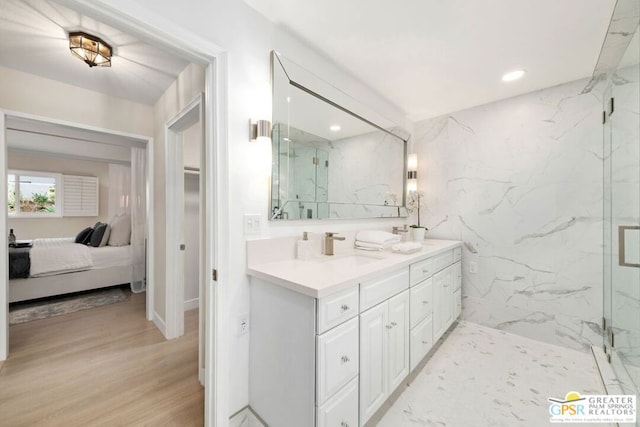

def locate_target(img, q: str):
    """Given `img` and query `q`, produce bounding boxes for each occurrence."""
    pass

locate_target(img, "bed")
[9,237,134,303]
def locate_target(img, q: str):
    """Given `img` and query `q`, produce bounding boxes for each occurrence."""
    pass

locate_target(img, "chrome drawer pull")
[422,269,430,274]
[341,355,350,363]
[340,304,350,312]
[422,340,429,344]
[386,324,393,329]
[391,322,397,327]
[422,300,429,304]
[341,422,349,427]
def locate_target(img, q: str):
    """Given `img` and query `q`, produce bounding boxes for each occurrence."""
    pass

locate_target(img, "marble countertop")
[247,238,462,299]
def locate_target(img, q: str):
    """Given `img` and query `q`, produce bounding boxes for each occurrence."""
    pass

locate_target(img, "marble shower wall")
[415,77,605,351]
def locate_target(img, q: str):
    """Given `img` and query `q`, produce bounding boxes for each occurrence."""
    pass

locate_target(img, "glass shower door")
[605,35,640,395]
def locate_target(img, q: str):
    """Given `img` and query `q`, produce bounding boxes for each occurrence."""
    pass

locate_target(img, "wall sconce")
[407,153,418,192]
[250,119,272,142]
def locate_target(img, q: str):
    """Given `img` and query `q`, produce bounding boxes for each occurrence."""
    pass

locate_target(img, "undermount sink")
[311,252,383,268]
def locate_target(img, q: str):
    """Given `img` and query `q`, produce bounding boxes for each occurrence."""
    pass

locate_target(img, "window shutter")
[63,175,99,217]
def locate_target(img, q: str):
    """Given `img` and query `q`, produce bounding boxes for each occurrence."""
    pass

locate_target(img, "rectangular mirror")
[270,51,410,220]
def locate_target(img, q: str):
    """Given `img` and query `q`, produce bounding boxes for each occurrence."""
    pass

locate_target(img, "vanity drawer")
[433,250,453,273]
[453,246,462,262]
[317,317,359,405]
[409,257,434,286]
[410,278,433,328]
[360,268,409,311]
[317,285,359,334]
[316,376,358,427]
[410,314,433,371]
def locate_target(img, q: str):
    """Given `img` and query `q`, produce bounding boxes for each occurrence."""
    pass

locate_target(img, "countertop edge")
[247,239,463,299]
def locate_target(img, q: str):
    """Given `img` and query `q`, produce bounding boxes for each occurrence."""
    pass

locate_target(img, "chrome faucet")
[392,225,409,235]
[324,232,345,256]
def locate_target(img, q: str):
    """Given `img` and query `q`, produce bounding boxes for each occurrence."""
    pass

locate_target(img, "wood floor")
[0,292,203,427]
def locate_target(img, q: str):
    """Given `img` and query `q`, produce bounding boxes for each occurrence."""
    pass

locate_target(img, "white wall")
[97,0,411,414]
[0,66,153,136]
[7,151,110,239]
[414,77,604,351]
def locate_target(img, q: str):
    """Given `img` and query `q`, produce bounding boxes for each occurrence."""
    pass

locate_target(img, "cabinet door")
[453,261,462,291]
[359,302,388,425]
[433,267,453,340]
[442,266,454,330]
[432,269,445,339]
[387,290,410,392]
[453,289,461,318]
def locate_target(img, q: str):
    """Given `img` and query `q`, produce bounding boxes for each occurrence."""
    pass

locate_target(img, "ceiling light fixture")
[330,125,341,132]
[502,69,526,82]
[69,32,112,68]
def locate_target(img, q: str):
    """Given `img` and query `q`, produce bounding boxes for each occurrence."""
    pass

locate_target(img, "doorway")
[0,1,229,425]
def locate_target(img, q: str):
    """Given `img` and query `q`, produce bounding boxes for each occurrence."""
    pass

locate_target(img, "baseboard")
[184,298,199,311]
[229,406,266,427]
[152,310,167,338]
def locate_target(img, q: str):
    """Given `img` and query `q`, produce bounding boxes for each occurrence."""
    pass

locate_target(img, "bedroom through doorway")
[3,114,153,330]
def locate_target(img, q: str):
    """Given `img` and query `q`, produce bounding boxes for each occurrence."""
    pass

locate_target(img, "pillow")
[74,227,93,244]
[108,214,131,246]
[89,222,111,247]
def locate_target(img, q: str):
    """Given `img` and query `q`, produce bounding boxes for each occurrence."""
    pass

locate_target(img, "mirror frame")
[269,51,410,221]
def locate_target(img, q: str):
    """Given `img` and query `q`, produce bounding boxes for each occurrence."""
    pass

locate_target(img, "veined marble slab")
[414,76,607,351]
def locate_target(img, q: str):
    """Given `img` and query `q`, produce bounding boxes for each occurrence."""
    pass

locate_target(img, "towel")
[354,241,385,251]
[355,230,401,245]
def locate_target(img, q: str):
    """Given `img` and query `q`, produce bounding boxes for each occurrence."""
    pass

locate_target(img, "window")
[8,170,62,218]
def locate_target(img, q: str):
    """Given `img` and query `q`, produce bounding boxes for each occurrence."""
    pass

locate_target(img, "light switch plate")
[243,214,262,235]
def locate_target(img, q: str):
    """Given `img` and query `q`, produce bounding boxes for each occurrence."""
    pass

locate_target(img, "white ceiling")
[0,0,192,105]
[245,0,618,121]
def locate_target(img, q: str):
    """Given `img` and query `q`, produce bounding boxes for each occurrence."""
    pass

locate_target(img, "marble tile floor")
[378,321,608,427]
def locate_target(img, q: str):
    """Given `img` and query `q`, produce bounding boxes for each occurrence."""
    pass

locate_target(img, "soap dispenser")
[297,232,313,260]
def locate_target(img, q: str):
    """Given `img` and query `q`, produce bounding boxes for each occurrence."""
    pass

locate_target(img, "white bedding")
[88,245,133,269]
[30,238,92,277]
[27,238,133,278]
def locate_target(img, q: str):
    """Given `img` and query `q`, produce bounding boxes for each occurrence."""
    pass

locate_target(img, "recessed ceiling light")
[330,125,341,132]
[502,69,526,82]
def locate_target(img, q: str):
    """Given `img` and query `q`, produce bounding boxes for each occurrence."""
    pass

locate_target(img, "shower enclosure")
[601,0,640,404]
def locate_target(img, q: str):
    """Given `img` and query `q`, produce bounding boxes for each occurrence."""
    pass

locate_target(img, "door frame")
[0,109,155,344]
[165,94,203,340]
[6,1,230,426]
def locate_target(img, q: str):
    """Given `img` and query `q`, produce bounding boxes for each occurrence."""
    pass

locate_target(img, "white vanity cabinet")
[250,280,359,427]
[247,239,462,427]
[359,289,410,425]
